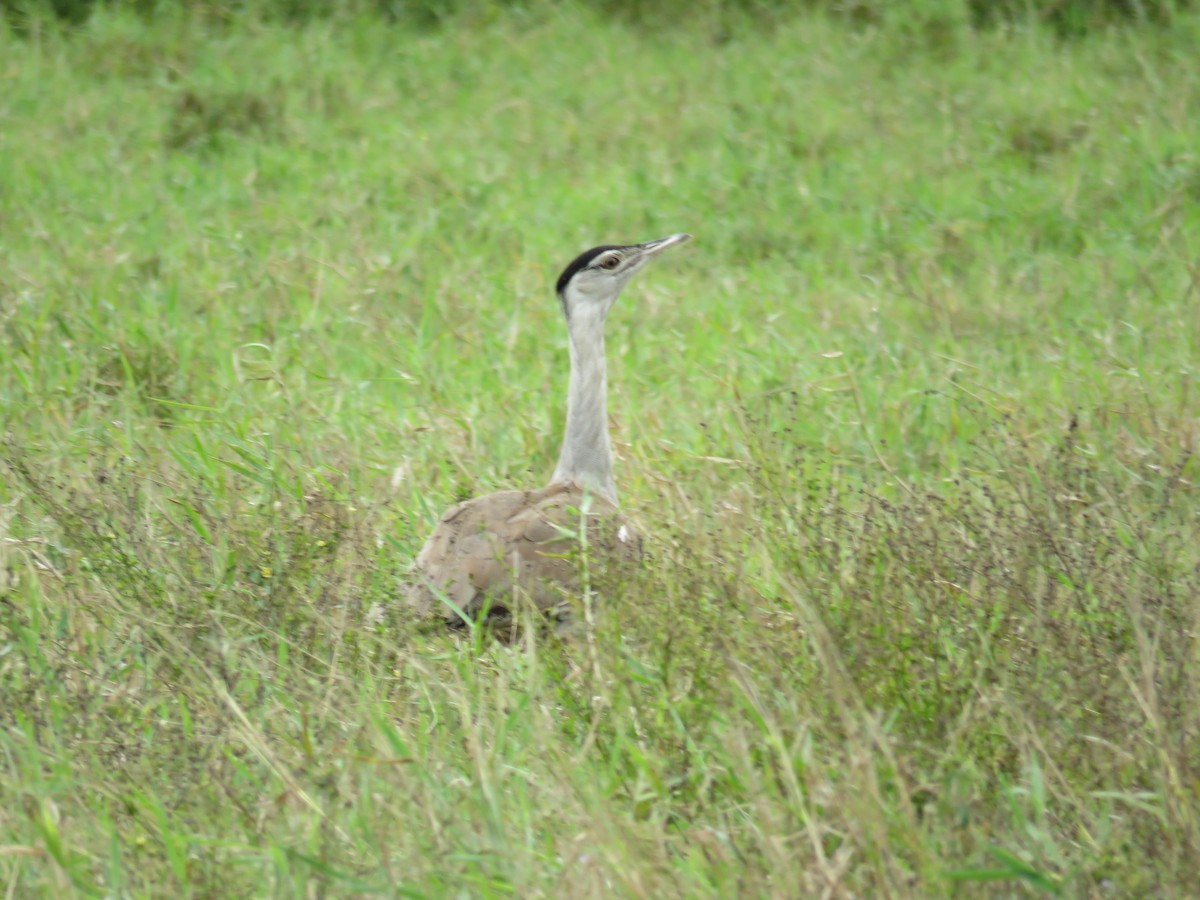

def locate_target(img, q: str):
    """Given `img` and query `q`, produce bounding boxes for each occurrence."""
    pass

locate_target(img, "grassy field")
[2,2,1199,895]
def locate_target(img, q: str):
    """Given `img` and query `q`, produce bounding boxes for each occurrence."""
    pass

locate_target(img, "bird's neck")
[552,314,617,504]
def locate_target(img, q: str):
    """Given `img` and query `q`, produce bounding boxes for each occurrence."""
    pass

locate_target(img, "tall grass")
[1,2,1198,895]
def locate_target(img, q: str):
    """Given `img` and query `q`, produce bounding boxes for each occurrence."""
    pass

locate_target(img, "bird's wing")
[405,484,639,625]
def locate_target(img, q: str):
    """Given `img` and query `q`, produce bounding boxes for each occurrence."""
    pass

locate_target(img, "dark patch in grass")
[92,338,186,423]
[1007,117,1089,167]
[969,0,1193,37]
[165,88,284,153]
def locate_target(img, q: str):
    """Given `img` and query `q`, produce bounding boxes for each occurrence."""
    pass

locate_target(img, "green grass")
[2,3,1199,895]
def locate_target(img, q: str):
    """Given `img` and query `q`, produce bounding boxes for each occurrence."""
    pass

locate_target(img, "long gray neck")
[552,313,616,504]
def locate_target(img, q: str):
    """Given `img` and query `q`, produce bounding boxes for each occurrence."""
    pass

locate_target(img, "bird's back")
[405,482,640,631]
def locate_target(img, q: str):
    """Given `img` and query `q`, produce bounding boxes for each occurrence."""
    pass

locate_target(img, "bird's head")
[555,233,691,323]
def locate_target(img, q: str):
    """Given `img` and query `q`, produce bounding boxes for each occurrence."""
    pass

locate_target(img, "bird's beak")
[637,233,693,258]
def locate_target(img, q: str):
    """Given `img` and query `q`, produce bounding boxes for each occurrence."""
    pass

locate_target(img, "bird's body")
[406,483,639,630]
[405,233,690,633]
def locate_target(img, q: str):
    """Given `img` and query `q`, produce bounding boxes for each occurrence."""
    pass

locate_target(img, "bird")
[405,233,692,637]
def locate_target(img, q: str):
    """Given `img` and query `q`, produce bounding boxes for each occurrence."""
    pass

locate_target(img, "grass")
[1,2,1198,895]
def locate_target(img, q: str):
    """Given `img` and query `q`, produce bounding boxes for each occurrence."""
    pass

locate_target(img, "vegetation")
[3,0,1198,32]
[2,1,1198,895]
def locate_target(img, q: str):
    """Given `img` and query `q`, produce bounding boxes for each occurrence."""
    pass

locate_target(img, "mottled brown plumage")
[406,483,640,631]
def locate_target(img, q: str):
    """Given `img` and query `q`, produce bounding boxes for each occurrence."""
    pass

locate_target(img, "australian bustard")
[405,233,692,633]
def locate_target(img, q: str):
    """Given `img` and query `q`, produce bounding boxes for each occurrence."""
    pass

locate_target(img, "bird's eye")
[600,256,620,270]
